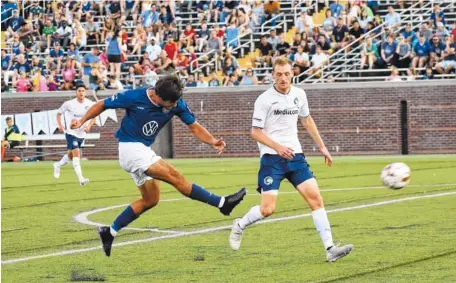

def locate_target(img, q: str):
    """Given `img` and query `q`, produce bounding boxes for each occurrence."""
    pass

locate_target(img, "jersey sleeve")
[252,96,269,129]
[103,90,134,109]
[175,99,196,125]
[299,90,310,118]
[57,101,69,114]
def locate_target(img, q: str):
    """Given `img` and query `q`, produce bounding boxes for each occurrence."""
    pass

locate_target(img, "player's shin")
[72,157,84,181]
[311,208,334,250]
[238,205,265,229]
[110,205,139,237]
[189,183,224,208]
[56,154,69,167]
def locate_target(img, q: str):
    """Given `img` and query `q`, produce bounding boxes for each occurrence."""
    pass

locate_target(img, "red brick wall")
[2,80,456,160]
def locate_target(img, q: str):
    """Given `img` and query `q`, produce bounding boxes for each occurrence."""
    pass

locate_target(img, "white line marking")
[3,191,456,265]
[72,183,456,232]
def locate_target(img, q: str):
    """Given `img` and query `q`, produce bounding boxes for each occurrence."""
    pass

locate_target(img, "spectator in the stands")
[31,68,48,92]
[2,49,14,86]
[10,35,24,55]
[222,57,238,84]
[197,1,210,23]
[251,35,272,68]
[141,3,159,31]
[106,75,124,90]
[329,0,344,18]
[47,69,60,91]
[12,54,31,86]
[348,20,365,47]
[183,23,196,48]
[101,15,116,43]
[237,7,251,33]
[196,73,208,87]
[209,0,223,23]
[159,5,174,25]
[163,34,178,61]
[430,34,446,67]
[61,59,76,90]
[358,9,372,30]
[296,8,314,34]
[251,0,265,28]
[67,43,80,67]
[422,67,434,80]
[146,37,162,62]
[313,34,332,55]
[346,0,360,26]
[331,17,349,51]
[196,22,210,52]
[406,67,417,81]
[121,0,140,24]
[361,1,374,18]
[402,24,417,45]
[430,4,445,28]
[85,15,100,44]
[411,34,431,69]
[186,74,197,87]
[206,30,223,56]
[52,19,72,49]
[420,23,433,42]
[322,9,337,34]
[275,33,290,57]
[226,21,240,49]
[240,68,258,86]
[72,20,87,49]
[294,45,310,74]
[268,29,280,52]
[395,35,412,69]
[30,56,45,75]
[264,0,280,25]
[5,10,24,40]
[221,0,239,23]
[360,37,378,69]
[435,22,450,42]
[385,67,402,82]
[15,72,32,92]
[377,35,397,68]
[384,6,400,29]
[44,42,63,74]
[224,74,240,87]
[208,71,221,87]
[174,52,189,77]
[81,47,99,87]
[89,62,105,91]
[452,22,456,42]
[308,46,329,77]
[435,43,456,74]
[107,29,123,79]
[42,19,57,50]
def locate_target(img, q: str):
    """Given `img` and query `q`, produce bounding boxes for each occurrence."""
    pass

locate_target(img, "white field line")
[73,183,456,232]
[2,190,456,265]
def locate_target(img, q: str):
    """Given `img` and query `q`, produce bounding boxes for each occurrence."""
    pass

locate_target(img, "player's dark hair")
[155,75,184,102]
[6,116,12,121]
[75,83,87,90]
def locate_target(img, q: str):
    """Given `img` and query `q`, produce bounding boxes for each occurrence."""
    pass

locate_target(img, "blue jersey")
[103,88,196,146]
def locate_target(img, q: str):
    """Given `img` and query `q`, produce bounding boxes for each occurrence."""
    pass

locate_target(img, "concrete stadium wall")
[2,80,456,160]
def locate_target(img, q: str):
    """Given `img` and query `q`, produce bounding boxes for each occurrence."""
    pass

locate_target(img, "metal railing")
[293,0,435,84]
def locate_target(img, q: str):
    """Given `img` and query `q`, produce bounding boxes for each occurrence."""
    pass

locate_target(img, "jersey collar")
[146,87,160,107]
[273,84,291,96]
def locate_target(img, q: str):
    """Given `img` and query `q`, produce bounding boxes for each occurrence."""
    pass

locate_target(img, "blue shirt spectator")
[430,6,445,27]
[82,49,99,76]
[7,11,25,32]
[1,54,11,71]
[49,48,64,58]
[402,26,417,44]
[413,38,431,57]
[14,61,31,74]
[226,24,240,48]
[384,6,400,28]
[329,2,344,18]
[142,6,159,27]
[382,41,397,58]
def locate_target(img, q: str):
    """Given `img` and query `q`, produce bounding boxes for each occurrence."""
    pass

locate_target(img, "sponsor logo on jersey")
[264,176,273,185]
[142,121,159,136]
[294,97,299,106]
[274,109,299,115]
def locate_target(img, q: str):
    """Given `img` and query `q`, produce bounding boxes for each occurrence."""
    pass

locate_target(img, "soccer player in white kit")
[229,57,354,262]
[53,84,96,186]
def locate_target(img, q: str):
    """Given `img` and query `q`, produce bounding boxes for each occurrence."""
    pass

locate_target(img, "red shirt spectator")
[451,22,456,42]
[164,36,178,60]
[176,53,189,68]
[183,24,196,42]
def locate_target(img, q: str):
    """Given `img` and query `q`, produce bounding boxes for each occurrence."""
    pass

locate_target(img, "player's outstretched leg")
[145,160,247,216]
[98,179,161,257]
[297,178,354,262]
[53,153,70,179]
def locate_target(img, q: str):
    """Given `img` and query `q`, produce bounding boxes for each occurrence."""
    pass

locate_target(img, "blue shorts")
[257,153,314,193]
[65,133,84,150]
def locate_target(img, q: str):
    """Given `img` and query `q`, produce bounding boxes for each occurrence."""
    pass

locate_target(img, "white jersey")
[58,98,95,138]
[252,85,310,157]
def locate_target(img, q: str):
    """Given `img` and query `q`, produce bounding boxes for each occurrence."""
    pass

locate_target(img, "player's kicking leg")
[53,151,71,178]
[98,144,246,256]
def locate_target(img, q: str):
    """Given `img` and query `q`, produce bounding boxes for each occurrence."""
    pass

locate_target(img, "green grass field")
[2,155,456,283]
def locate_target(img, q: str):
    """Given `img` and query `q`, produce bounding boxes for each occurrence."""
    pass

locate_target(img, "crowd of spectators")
[1,0,455,92]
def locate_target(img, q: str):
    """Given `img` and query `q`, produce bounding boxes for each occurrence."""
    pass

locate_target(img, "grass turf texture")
[2,155,456,283]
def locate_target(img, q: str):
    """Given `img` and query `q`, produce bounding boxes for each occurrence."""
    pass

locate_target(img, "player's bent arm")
[250,127,281,151]
[56,113,65,131]
[187,122,218,145]
[77,101,105,126]
[300,115,326,150]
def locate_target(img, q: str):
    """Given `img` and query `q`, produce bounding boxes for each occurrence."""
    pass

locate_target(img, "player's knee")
[261,204,275,217]
[143,197,159,210]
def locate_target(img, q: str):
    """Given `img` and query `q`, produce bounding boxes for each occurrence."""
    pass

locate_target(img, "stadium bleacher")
[1,0,455,92]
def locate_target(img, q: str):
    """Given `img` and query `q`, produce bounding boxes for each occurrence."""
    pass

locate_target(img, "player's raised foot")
[98,226,114,257]
[219,187,247,216]
[79,178,89,186]
[53,163,60,179]
[229,219,243,251]
[326,243,354,262]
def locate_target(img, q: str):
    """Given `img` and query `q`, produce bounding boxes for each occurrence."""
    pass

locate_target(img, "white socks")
[238,205,265,229]
[311,208,334,250]
[72,157,84,181]
[56,154,69,167]
[110,226,118,237]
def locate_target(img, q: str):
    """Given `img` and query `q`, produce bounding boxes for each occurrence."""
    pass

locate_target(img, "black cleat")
[219,187,247,216]
[98,226,114,257]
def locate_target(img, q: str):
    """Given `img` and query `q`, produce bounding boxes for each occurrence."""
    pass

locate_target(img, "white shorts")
[118,142,162,186]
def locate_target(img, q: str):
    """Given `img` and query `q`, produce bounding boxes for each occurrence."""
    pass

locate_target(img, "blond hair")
[273,57,293,71]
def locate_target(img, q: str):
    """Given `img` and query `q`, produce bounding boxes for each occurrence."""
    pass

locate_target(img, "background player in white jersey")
[53,84,96,186]
[229,57,353,262]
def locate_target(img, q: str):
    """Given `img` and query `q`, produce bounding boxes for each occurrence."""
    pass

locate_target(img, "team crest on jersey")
[73,140,78,147]
[143,121,159,136]
[294,97,299,106]
[264,176,273,185]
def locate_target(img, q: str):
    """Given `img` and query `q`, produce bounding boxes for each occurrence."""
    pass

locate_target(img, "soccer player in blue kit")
[72,75,246,257]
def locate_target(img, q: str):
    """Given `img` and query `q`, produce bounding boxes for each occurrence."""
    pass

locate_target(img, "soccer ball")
[381,162,411,190]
